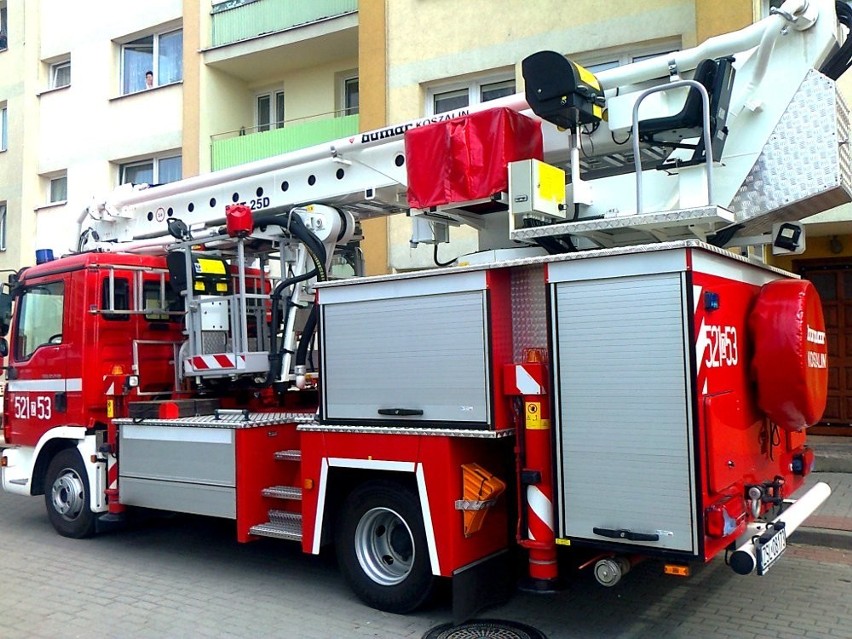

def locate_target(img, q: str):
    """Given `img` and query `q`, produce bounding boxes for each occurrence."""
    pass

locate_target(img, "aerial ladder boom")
[77,0,850,385]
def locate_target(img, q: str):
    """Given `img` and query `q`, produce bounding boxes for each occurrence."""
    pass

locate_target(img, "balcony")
[211,113,359,171]
[211,0,357,47]
[205,1,358,82]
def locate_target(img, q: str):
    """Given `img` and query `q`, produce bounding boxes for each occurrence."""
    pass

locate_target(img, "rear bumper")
[730,481,831,575]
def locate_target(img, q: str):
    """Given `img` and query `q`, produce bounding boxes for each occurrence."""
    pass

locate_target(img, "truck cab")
[0,252,183,535]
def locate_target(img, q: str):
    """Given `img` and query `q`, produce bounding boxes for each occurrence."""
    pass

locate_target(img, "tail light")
[792,448,815,476]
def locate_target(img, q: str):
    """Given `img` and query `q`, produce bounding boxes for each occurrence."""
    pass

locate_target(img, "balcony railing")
[211,113,359,171]
[211,0,358,48]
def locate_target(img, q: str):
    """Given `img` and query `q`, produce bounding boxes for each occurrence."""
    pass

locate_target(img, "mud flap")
[452,549,513,625]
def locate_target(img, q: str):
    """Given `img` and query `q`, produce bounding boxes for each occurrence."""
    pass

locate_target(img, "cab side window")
[15,281,64,360]
[102,278,130,321]
[143,280,182,322]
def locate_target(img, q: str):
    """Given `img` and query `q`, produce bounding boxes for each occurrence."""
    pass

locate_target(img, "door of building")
[794,259,852,435]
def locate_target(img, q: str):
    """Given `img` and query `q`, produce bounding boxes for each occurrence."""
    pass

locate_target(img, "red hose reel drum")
[749,279,828,431]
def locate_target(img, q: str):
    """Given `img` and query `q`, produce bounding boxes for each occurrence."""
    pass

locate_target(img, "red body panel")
[691,265,809,561]
[299,430,511,575]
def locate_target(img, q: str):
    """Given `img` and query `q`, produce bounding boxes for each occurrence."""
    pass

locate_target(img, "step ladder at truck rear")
[249,510,303,541]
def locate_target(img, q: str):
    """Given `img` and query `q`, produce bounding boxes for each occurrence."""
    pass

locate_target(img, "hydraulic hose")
[256,210,328,384]
[294,305,318,368]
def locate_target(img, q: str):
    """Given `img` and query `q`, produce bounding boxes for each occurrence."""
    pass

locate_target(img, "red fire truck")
[0,0,844,619]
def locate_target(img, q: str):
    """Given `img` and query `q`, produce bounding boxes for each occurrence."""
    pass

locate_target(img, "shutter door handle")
[593,527,660,542]
[377,408,424,416]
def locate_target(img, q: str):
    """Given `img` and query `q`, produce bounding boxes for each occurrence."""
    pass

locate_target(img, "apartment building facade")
[0,0,358,271]
[1,1,851,429]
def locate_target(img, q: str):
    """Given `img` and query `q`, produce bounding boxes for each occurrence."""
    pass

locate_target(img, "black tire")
[335,479,436,613]
[44,448,96,539]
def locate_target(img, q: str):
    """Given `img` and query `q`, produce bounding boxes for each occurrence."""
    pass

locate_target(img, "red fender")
[749,279,828,431]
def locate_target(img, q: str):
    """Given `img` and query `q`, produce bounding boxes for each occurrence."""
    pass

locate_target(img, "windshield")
[15,281,64,360]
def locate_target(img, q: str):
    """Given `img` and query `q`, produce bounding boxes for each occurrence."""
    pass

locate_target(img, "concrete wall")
[0,0,39,271]
[0,0,184,264]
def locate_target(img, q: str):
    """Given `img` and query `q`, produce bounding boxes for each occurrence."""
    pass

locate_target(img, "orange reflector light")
[110,365,124,375]
[664,564,690,577]
[1,456,7,467]
[303,478,314,490]
[524,348,548,364]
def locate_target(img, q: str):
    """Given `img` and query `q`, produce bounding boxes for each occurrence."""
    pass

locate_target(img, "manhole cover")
[422,619,548,639]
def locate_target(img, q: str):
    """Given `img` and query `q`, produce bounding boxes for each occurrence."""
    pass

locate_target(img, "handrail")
[631,80,714,215]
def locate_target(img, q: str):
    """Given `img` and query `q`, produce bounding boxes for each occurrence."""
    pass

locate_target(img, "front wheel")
[335,480,436,613]
[44,448,96,539]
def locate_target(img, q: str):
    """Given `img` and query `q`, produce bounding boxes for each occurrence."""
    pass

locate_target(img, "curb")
[814,457,852,474]
[793,526,852,550]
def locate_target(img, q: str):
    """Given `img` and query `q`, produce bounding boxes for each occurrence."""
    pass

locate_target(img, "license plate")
[756,526,787,576]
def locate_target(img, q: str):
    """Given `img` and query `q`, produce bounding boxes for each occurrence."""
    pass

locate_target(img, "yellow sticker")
[526,402,541,429]
[196,258,226,275]
[537,161,566,205]
[106,399,115,419]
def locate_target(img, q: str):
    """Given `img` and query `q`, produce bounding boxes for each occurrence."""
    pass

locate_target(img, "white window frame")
[758,0,785,19]
[0,202,6,252]
[255,89,285,132]
[426,71,516,116]
[0,3,7,52]
[336,70,359,117]
[119,154,182,186]
[1,104,6,152]
[571,38,682,75]
[120,28,183,95]
[48,173,68,204]
[50,59,71,89]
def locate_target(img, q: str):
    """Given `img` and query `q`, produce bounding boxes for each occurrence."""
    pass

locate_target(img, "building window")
[1,104,6,151]
[256,90,284,132]
[0,4,7,51]
[428,74,516,115]
[119,155,182,185]
[0,202,6,251]
[343,76,359,116]
[49,174,68,203]
[572,39,681,74]
[121,29,183,95]
[50,59,71,89]
[759,0,785,18]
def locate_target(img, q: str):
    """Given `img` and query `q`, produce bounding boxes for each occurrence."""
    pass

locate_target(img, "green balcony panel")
[212,115,360,171]
[212,0,358,47]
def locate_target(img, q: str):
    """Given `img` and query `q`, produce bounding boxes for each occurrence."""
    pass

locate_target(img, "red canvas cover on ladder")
[405,107,543,210]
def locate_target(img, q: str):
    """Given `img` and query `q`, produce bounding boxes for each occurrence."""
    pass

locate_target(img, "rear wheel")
[44,448,95,539]
[335,480,436,613]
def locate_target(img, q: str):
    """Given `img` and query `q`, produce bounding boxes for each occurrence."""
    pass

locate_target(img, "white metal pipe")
[730,481,831,575]
[631,79,714,213]
[90,227,221,254]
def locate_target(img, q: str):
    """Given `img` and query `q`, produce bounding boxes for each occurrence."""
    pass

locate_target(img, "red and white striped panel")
[526,484,554,541]
[506,364,546,396]
[187,354,246,372]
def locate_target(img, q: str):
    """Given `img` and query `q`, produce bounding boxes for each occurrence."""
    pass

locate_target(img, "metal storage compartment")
[319,270,503,428]
[549,249,699,555]
[118,424,236,518]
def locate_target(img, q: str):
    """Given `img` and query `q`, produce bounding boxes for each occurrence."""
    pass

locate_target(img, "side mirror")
[0,336,8,358]
[0,290,11,336]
